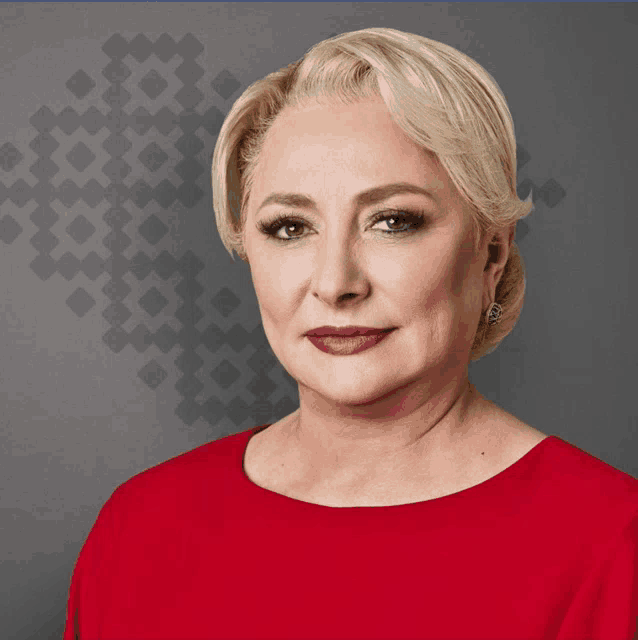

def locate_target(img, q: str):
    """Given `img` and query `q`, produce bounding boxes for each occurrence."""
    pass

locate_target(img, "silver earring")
[485,302,503,326]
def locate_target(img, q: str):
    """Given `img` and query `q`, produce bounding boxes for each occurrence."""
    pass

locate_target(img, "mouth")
[306,328,396,356]
[305,326,395,337]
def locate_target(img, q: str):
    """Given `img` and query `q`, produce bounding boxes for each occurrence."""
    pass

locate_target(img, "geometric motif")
[515,144,566,243]
[0,33,563,429]
[0,32,299,429]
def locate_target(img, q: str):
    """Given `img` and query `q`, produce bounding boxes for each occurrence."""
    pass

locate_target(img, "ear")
[482,223,515,310]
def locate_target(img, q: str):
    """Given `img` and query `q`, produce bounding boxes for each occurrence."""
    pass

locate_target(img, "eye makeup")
[257,208,427,242]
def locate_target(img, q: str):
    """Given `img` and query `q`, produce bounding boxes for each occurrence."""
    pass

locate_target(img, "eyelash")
[257,209,426,242]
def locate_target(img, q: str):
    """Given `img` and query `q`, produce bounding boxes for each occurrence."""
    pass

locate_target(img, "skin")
[242,96,517,500]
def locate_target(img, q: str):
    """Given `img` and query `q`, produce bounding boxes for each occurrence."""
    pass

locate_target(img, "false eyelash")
[257,209,427,242]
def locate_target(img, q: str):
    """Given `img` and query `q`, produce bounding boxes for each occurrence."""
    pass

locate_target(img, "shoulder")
[520,430,638,558]
[540,435,638,507]
[476,393,634,493]
[103,427,255,523]
[476,395,637,525]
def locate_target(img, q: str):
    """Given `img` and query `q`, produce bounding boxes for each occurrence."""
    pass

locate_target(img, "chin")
[297,364,414,408]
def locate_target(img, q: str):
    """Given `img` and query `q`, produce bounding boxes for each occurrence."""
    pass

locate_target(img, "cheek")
[402,251,481,336]
[251,259,298,320]
[445,229,481,293]
[450,257,473,296]
[253,271,282,308]
[404,247,466,309]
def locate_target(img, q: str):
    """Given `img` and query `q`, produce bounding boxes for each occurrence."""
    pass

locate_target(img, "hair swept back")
[211,27,533,361]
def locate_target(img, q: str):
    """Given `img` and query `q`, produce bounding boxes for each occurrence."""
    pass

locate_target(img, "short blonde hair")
[211,27,533,361]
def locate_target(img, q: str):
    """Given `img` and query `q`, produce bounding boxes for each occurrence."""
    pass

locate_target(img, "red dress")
[64,425,638,639]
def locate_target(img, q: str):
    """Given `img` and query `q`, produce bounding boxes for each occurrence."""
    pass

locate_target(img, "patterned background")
[1,3,636,638]
[1,29,299,430]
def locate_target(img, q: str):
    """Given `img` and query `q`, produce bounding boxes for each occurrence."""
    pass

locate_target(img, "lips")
[306,328,395,356]
[305,326,394,337]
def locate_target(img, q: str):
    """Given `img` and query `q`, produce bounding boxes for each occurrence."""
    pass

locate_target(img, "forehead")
[253,98,446,191]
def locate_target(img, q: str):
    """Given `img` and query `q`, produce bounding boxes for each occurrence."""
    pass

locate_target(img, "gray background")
[1,3,636,638]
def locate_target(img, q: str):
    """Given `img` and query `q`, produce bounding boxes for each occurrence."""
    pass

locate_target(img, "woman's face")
[243,97,495,407]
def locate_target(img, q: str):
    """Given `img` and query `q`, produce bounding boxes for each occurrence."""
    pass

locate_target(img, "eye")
[257,209,426,243]
[370,210,425,234]
[258,217,308,241]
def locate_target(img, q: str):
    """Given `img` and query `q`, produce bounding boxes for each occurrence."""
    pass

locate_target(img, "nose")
[311,231,369,306]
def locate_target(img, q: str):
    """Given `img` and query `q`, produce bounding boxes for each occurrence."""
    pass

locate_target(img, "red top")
[64,425,638,639]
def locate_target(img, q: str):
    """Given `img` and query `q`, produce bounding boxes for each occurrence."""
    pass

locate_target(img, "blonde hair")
[211,27,533,361]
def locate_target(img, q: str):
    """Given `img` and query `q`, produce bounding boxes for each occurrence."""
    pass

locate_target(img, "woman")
[65,28,638,639]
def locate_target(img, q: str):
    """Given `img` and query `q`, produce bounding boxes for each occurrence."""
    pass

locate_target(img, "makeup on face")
[243,99,481,399]
[306,328,396,356]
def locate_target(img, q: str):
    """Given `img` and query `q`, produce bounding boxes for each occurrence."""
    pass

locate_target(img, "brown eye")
[278,222,305,239]
[386,217,408,230]
[258,216,310,242]
[371,211,425,234]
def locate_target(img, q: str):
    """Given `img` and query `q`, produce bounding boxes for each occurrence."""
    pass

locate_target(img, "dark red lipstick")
[305,326,396,355]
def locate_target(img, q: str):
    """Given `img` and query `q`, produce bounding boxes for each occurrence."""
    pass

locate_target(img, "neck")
[289,375,479,482]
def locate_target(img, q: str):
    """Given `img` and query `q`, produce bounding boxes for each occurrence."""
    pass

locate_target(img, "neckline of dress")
[239,424,558,510]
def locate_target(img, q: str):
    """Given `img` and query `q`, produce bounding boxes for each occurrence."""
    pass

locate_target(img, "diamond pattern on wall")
[0,142,23,171]
[30,156,58,181]
[139,70,169,100]
[211,286,241,318]
[212,69,241,100]
[103,59,132,84]
[138,359,168,389]
[516,177,566,208]
[29,131,59,156]
[0,34,563,429]
[211,359,242,390]
[516,144,531,171]
[66,69,96,99]
[66,287,96,317]
[0,215,22,244]
[58,107,82,135]
[139,286,170,317]
[56,253,81,281]
[66,142,96,172]
[128,33,154,63]
[537,178,567,208]
[66,214,96,244]
[138,142,169,172]
[138,213,169,245]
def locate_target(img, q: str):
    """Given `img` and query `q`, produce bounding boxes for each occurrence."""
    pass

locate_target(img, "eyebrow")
[256,182,438,214]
